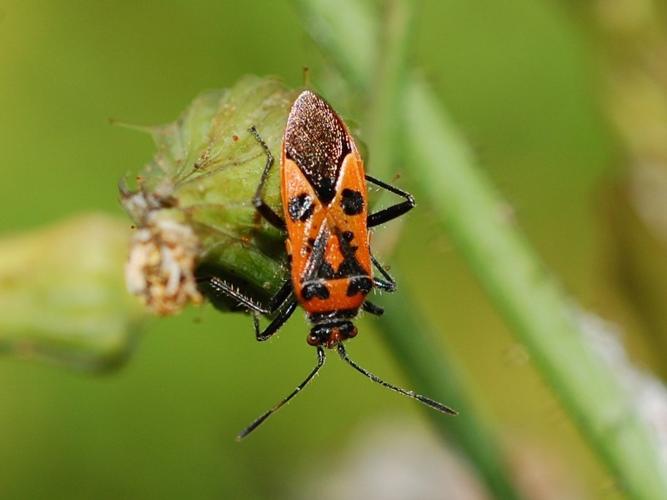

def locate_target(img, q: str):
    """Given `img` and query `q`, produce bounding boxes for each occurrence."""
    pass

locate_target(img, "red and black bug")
[204,90,456,439]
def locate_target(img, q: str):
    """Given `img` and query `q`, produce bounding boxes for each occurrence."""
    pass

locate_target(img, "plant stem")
[403,77,667,500]
[377,288,523,500]
[365,0,413,182]
[295,0,667,498]
[360,1,524,498]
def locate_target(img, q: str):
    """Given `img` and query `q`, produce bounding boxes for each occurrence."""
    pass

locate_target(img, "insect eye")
[346,325,358,338]
[306,334,320,346]
[338,322,357,339]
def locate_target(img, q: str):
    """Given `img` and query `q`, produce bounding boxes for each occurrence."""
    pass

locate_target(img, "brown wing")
[283,90,351,204]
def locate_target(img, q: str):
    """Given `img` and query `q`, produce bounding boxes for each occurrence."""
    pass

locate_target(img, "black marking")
[303,223,368,286]
[288,193,314,222]
[335,229,368,279]
[302,282,330,300]
[340,189,364,215]
[303,237,316,255]
[318,262,335,280]
[284,91,352,204]
[317,178,336,205]
[309,309,358,324]
[346,276,372,297]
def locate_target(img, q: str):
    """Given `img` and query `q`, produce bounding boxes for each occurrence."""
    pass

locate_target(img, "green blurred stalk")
[295,0,667,498]
[360,2,523,499]
[377,288,522,500]
[364,0,412,183]
[404,78,667,500]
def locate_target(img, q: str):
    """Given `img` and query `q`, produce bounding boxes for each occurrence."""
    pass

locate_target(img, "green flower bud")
[0,214,144,371]
[121,76,299,315]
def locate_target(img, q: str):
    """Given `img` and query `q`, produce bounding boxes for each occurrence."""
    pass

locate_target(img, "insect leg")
[207,275,293,313]
[263,278,295,312]
[370,253,397,293]
[200,275,276,314]
[237,346,326,440]
[253,299,298,342]
[366,174,416,228]
[337,344,457,416]
[249,126,286,231]
[362,300,384,316]
[200,274,296,340]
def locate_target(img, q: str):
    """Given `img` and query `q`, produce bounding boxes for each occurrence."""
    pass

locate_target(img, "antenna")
[237,346,326,440]
[337,344,458,416]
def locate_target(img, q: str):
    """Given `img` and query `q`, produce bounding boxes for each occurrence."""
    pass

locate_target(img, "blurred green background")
[2,1,663,498]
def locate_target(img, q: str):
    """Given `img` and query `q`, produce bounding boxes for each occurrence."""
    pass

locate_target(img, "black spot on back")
[302,282,330,300]
[346,276,372,296]
[334,229,368,278]
[302,224,368,287]
[288,193,314,222]
[340,189,364,215]
[318,262,335,280]
[284,91,351,204]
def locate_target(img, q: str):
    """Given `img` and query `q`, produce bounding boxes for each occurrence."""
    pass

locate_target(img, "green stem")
[365,0,413,182]
[361,1,523,498]
[377,287,523,500]
[293,0,378,93]
[295,0,667,498]
[404,77,667,500]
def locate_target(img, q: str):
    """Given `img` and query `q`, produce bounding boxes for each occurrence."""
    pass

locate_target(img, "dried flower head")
[120,76,296,315]
[125,211,203,315]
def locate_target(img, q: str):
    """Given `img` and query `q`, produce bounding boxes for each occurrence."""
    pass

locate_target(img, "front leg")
[366,174,416,228]
[253,300,298,341]
[249,126,286,231]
